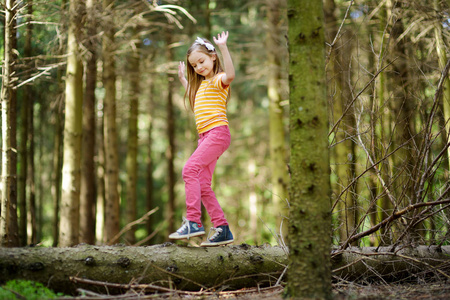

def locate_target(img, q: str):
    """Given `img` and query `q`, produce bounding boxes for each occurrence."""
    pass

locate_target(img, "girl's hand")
[178,61,188,90]
[213,31,229,47]
[178,61,186,80]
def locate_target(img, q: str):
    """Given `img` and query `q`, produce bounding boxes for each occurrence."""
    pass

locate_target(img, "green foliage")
[0,280,63,300]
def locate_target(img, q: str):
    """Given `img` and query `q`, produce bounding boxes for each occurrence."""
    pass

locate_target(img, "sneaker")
[200,225,234,247]
[169,217,205,240]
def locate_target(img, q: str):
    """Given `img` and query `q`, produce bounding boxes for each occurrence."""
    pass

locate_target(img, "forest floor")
[191,283,450,299]
[65,283,450,299]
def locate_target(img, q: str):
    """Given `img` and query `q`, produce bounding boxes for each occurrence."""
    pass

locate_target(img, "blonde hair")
[185,38,225,111]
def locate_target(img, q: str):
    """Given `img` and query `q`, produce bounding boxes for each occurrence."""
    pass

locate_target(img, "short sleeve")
[213,73,229,90]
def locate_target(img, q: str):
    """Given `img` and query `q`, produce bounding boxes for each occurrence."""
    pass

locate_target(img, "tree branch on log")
[107,207,158,245]
[340,198,450,249]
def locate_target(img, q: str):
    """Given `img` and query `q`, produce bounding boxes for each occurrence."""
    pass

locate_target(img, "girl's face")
[188,50,216,79]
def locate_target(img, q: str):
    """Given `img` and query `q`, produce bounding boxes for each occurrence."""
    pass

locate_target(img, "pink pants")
[182,125,230,227]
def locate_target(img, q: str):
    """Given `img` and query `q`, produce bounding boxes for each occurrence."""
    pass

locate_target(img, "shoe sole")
[168,231,206,240]
[200,239,234,247]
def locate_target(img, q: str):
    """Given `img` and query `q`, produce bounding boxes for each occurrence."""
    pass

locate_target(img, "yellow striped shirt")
[194,73,229,134]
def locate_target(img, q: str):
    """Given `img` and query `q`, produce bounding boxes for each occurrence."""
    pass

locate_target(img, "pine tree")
[287,0,332,298]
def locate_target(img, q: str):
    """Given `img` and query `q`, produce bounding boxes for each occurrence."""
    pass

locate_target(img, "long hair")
[185,38,225,111]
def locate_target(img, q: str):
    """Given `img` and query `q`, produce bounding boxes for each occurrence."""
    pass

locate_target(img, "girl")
[169,31,235,247]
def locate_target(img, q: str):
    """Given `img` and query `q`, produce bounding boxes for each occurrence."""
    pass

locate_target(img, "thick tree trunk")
[287,0,332,298]
[0,245,287,295]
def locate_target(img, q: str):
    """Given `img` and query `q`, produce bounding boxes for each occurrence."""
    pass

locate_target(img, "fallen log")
[0,243,288,295]
[332,245,450,282]
[2,244,450,295]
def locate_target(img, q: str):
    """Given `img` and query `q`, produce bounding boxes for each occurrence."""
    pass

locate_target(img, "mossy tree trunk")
[2,245,449,295]
[0,245,287,295]
[60,0,85,247]
[287,0,332,299]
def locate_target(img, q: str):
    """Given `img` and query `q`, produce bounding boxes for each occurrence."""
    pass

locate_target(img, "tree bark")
[1,0,19,247]
[26,0,37,246]
[80,0,98,245]
[266,0,289,240]
[102,0,121,243]
[165,31,176,236]
[0,245,287,295]
[52,97,64,247]
[287,0,332,298]
[145,79,155,243]
[434,0,450,174]
[60,0,85,247]
[124,28,141,245]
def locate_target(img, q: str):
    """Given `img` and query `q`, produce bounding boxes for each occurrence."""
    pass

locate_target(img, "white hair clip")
[195,37,215,51]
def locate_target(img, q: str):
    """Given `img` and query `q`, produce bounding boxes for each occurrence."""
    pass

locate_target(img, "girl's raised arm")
[213,31,235,86]
[178,61,188,90]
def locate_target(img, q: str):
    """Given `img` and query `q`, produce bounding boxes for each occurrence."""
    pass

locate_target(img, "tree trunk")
[434,0,450,174]
[375,1,392,246]
[287,0,332,298]
[0,244,287,295]
[324,0,359,245]
[52,97,64,247]
[335,28,358,245]
[19,0,35,245]
[25,0,37,246]
[1,0,19,247]
[80,0,97,245]
[266,0,289,240]
[96,101,106,244]
[124,28,141,245]
[145,79,155,244]
[166,32,176,236]
[102,0,121,243]
[388,0,420,243]
[60,0,85,247]
[18,55,29,247]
